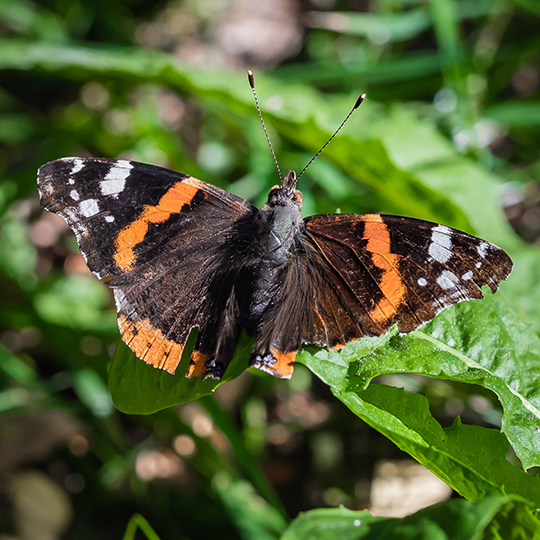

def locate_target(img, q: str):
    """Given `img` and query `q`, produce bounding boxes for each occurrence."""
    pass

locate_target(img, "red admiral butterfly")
[37,73,512,380]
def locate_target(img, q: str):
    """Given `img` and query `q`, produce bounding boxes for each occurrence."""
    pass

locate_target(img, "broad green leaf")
[299,296,540,502]
[282,497,540,540]
[336,388,540,505]
[109,332,255,414]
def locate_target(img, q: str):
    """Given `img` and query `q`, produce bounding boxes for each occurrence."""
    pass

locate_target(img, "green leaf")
[213,477,287,540]
[33,275,115,330]
[299,296,540,504]
[109,331,255,414]
[282,497,540,540]
[337,388,540,505]
[282,506,386,540]
[307,10,431,43]
[484,102,540,127]
[123,514,162,540]
[73,368,113,417]
[0,211,37,290]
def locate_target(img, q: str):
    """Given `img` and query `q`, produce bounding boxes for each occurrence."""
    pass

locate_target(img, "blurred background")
[1,0,540,538]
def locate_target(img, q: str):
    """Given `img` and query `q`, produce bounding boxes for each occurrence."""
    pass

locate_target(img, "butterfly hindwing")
[38,158,258,375]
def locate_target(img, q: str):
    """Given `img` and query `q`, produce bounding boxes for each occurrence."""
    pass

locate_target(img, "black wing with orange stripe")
[38,158,258,377]
[300,213,513,346]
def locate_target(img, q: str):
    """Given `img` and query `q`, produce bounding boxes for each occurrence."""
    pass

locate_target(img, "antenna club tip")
[354,93,367,109]
[247,70,255,88]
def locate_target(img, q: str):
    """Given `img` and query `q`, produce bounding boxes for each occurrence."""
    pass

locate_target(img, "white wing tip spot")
[71,159,85,175]
[100,161,133,196]
[417,277,428,286]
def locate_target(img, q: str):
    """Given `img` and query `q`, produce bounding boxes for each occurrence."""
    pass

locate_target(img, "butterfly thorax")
[247,172,304,326]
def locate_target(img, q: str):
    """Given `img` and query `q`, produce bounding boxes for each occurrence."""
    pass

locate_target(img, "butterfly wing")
[302,213,513,344]
[38,158,258,376]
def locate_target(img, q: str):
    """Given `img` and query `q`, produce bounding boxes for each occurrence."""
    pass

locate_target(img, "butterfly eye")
[293,190,303,206]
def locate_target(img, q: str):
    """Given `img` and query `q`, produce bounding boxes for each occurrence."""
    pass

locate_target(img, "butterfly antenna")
[297,94,366,180]
[247,70,283,183]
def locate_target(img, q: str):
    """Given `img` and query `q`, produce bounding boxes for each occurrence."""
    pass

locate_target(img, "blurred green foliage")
[1,0,540,538]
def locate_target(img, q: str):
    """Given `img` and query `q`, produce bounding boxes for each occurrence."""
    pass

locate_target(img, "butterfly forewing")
[38,158,258,375]
[303,213,513,338]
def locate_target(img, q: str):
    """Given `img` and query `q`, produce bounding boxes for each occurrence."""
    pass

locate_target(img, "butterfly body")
[37,157,513,380]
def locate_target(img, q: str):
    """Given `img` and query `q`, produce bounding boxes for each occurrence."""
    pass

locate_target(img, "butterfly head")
[267,170,303,208]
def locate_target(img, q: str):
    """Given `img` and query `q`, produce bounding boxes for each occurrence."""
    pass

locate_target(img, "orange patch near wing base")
[119,315,184,374]
[362,215,406,323]
[114,178,206,272]
[251,348,296,379]
[186,350,212,378]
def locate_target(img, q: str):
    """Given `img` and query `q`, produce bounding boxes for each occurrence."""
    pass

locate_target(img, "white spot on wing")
[437,270,460,290]
[462,270,473,281]
[477,242,489,259]
[70,190,80,201]
[100,160,133,197]
[71,159,85,175]
[417,277,428,286]
[105,215,115,222]
[476,261,482,268]
[429,225,453,263]
[80,198,100,217]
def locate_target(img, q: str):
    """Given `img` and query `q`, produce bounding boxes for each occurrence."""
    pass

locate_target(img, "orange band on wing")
[119,314,184,373]
[114,178,206,272]
[362,215,406,323]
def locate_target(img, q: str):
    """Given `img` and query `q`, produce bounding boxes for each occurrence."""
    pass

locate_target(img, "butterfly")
[37,73,512,380]
[37,155,512,380]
